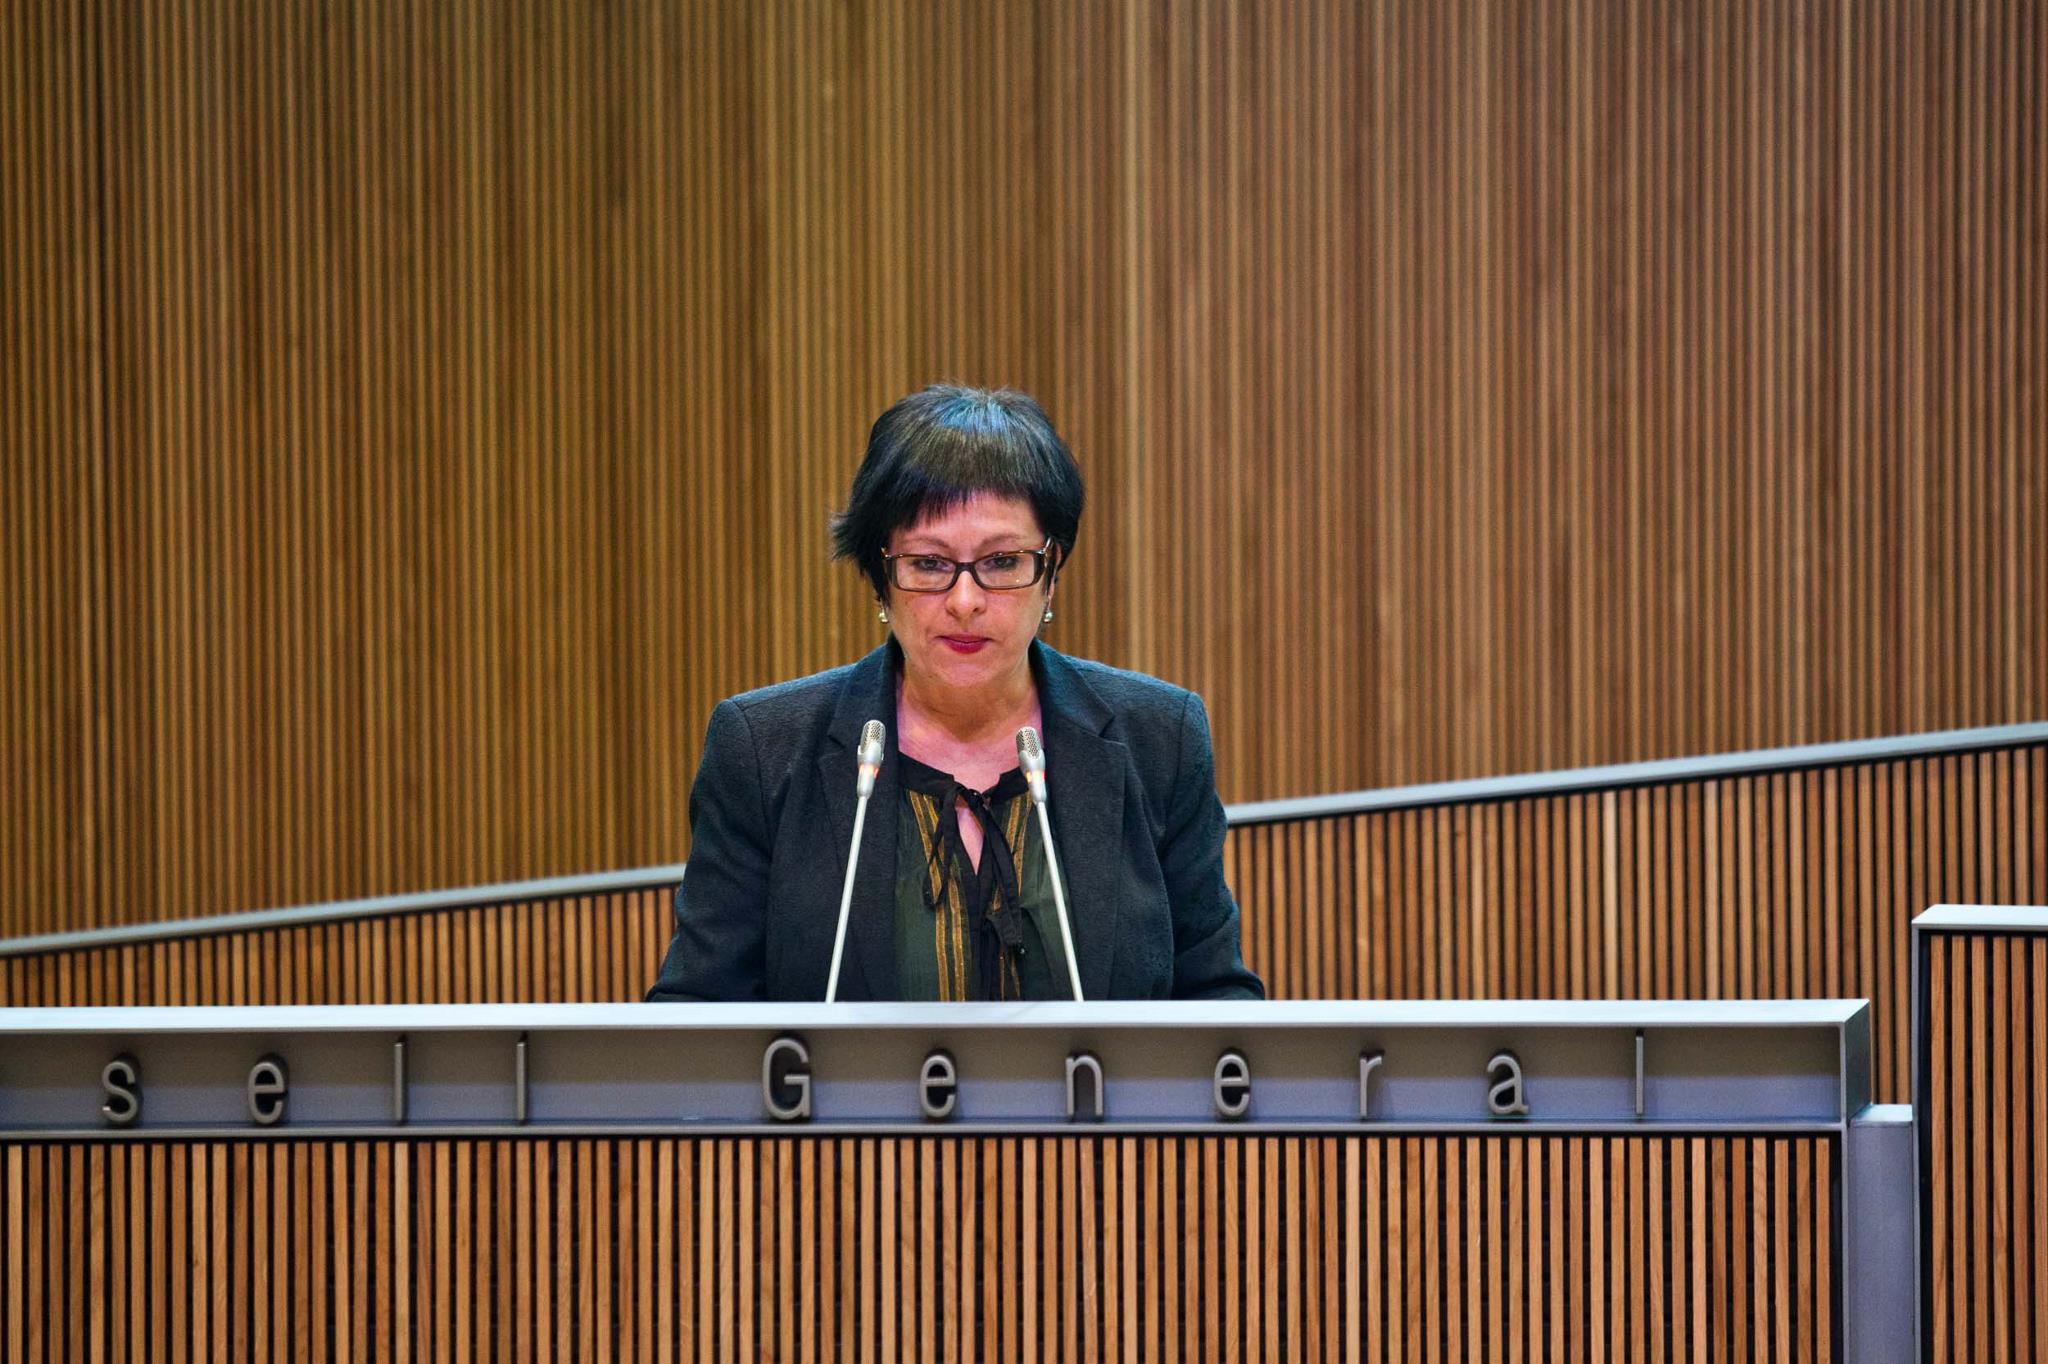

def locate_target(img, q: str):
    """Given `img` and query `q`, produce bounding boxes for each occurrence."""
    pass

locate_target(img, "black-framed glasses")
[881,538,1055,593]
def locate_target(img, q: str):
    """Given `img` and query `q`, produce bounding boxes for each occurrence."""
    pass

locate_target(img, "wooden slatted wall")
[0,888,674,1008]
[1923,930,2047,1362]
[1229,741,2048,1102]
[5,0,2044,937]
[0,1134,1833,1362]
[7,738,2039,1105]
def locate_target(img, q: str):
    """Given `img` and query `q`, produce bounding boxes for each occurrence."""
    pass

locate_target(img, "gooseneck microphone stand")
[1016,725,1085,1002]
[825,719,886,1003]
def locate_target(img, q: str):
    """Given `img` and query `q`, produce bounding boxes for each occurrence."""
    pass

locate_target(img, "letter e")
[1213,1050,1252,1120]
[920,1050,958,1121]
[248,1054,289,1126]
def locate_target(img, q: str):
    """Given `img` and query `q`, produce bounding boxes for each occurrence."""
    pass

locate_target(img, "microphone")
[1015,726,1085,1001]
[825,719,886,1002]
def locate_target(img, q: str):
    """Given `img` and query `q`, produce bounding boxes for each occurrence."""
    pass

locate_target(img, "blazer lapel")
[816,643,901,1001]
[1033,643,1126,1000]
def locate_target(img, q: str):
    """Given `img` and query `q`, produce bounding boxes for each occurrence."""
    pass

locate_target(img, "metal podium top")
[0,996,1867,1034]
[0,998,1871,1139]
[1912,903,2048,933]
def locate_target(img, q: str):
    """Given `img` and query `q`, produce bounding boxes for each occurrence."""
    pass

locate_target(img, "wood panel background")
[0,1133,1834,1362]
[4,0,2045,937]
[7,738,2039,1104]
[1923,930,2047,1363]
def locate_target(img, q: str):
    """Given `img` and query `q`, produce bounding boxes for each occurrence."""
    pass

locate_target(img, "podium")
[1,997,1917,1361]
[2,722,2038,1357]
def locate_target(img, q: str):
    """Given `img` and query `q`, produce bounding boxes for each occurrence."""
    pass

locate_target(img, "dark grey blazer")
[646,641,1264,1002]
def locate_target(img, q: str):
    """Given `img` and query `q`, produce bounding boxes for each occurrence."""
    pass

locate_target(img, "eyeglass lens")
[891,549,1043,592]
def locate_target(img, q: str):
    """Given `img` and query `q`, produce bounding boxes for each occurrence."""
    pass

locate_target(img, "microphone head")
[1015,726,1046,776]
[857,719,886,767]
[855,719,886,799]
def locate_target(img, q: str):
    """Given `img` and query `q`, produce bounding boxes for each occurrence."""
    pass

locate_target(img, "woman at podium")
[647,385,1264,1003]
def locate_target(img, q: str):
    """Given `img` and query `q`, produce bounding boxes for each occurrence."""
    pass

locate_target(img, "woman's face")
[884,492,1056,699]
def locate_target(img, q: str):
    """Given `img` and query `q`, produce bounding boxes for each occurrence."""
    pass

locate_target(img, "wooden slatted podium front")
[1913,905,2048,1363]
[0,999,1912,1361]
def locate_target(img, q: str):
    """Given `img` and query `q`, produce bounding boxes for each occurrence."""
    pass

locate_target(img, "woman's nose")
[945,571,986,615]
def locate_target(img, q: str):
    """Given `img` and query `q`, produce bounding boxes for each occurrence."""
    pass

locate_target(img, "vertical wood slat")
[3,741,2042,1108]
[0,1134,1834,1360]
[1923,930,2047,1361]
[4,0,2046,937]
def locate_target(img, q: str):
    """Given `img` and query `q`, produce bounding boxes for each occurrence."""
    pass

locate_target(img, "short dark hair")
[831,385,1085,601]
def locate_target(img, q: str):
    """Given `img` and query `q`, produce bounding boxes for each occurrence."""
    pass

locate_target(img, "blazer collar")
[817,640,1127,1001]
[1030,643,1126,999]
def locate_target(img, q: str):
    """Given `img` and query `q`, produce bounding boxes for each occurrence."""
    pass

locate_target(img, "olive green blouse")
[891,753,1074,1001]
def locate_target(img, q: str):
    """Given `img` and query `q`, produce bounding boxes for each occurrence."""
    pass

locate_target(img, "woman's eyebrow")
[891,535,956,553]
[896,532,1038,554]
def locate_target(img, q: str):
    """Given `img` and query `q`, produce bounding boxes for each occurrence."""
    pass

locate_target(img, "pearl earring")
[877,606,890,625]
[1042,605,1055,624]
